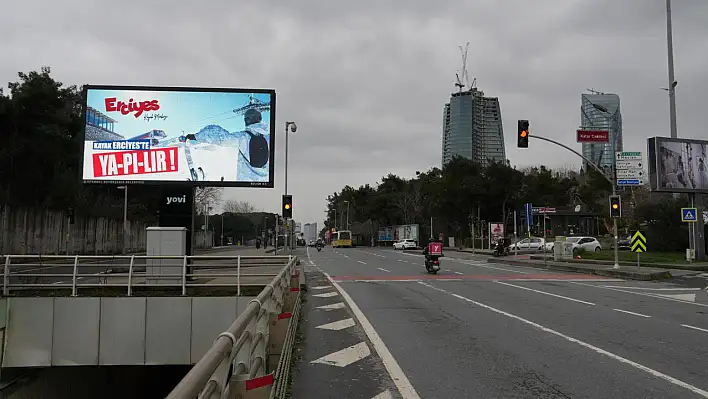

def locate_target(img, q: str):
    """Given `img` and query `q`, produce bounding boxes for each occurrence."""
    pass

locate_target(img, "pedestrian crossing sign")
[681,208,698,223]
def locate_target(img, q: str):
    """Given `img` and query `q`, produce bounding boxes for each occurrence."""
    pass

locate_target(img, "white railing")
[1,254,291,297]
[166,255,300,399]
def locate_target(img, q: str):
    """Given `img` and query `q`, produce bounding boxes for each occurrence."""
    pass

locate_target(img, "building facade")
[580,93,623,173]
[303,222,318,242]
[442,87,506,167]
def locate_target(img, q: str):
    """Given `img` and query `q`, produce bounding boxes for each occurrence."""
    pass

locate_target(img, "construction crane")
[455,42,476,92]
[233,94,271,115]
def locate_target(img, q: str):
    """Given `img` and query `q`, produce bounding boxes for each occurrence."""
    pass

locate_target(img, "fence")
[0,206,213,255]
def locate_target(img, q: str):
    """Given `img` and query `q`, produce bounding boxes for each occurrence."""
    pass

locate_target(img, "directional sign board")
[616,152,644,186]
[681,207,698,223]
[631,231,647,253]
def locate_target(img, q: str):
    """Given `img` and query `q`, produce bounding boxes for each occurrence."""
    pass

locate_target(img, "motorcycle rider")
[422,237,443,268]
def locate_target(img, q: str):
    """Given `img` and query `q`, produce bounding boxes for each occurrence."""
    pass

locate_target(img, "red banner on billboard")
[577,130,609,143]
[92,147,179,178]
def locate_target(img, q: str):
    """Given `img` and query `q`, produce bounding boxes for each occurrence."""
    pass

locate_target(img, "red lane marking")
[331,274,603,281]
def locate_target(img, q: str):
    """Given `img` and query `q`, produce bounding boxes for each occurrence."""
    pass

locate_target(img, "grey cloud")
[3,0,708,227]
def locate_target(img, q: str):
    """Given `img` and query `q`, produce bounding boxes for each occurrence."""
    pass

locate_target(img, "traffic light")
[282,195,293,218]
[517,120,529,148]
[609,195,621,219]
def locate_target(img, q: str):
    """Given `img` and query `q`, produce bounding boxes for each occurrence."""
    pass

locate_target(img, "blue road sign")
[617,179,642,186]
[681,207,698,222]
[524,203,533,233]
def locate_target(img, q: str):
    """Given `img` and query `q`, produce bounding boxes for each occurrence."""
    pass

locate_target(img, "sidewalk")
[488,256,679,281]
[526,254,708,272]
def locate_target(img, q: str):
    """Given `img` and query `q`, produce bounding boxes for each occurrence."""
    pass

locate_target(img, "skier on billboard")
[175,108,270,182]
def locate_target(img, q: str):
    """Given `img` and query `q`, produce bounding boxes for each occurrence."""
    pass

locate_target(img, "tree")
[222,199,258,213]
[195,187,223,214]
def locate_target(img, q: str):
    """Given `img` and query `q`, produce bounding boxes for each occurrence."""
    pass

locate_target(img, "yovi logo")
[166,195,187,205]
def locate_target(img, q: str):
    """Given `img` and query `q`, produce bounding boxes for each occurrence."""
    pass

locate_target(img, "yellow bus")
[331,230,353,248]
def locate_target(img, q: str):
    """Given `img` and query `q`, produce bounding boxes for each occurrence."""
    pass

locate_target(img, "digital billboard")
[648,137,708,193]
[81,85,276,187]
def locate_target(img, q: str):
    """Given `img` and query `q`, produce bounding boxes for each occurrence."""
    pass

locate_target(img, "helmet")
[428,237,435,243]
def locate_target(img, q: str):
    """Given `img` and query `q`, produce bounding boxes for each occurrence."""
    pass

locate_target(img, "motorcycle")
[425,256,441,274]
[316,244,323,252]
[493,238,510,257]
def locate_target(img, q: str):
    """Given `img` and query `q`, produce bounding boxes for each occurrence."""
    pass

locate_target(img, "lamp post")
[344,200,350,230]
[285,121,297,252]
[118,186,128,254]
[591,103,620,269]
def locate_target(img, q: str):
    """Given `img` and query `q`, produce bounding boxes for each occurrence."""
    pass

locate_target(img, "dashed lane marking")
[311,341,371,368]
[311,285,332,290]
[313,292,339,298]
[316,318,356,331]
[316,302,346,311]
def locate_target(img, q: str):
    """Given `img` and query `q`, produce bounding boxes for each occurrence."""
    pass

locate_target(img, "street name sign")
[616,152,644,186]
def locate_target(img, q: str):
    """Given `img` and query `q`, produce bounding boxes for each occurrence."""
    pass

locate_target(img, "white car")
[393,239,417,250]
[545,236,602,253]
[508,237,546,251]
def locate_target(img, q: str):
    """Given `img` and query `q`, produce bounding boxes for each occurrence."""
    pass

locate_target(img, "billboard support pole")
[529,134,620,268]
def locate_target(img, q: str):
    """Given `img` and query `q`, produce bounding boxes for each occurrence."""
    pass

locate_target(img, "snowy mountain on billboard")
[194,124,232,145]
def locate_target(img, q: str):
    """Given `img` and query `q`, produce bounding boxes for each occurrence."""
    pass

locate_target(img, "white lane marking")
[324,272,421,399]
[358,260,367,265]
[600,286,702,291]
[613,308,651,318]
[418,281,708,398]
[681,324,708,334]
[495,281,596,306]
[316,318,356,331]
[311,341,371,367]
[450,259,531,275]
[338,279,422,283]
[372,390,395,399]
[569,281,708,308]
[377,268,391,273]
[444,269,452,272]
[342,255,349,258]
[397,259,403,262]
[454,271,464,275]
[313,292,339,298]
[311,285,332,290]
[316,302,346,311]
[657,293,696,302]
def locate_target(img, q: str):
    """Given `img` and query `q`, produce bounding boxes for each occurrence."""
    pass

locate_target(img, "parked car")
[393,239,417,250]
[545,236,602,253]
[508,237,546,251]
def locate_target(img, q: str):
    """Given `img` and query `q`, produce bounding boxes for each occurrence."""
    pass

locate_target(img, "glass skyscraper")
[442,87,506,167]
[580,93,623,173]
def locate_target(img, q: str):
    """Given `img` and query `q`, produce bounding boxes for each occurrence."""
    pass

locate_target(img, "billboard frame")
[79,84,277,188]
[648,136,708,194]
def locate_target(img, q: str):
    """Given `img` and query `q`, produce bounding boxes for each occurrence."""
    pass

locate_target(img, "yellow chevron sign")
[631,231,646,253]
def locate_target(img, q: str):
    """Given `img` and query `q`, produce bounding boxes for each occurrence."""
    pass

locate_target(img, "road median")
[488,256,672,281]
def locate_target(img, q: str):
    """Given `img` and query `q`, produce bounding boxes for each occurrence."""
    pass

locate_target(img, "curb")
[527,255,708,272]
[487,258,671,281]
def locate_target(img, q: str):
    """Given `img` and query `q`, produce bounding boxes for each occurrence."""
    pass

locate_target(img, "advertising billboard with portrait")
[394,224,419,243]
[81,85,275,187]
[648,137,708,193]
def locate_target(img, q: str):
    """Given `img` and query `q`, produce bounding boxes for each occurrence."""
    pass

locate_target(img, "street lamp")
[344,200,350,230]
[117,186,128,254]
[285,121,297,253]
[591,103,620,269]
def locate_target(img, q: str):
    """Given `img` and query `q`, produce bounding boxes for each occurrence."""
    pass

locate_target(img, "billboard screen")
[378,226,394,242]
[394,224,419,243]
[81,85,276,187]
[648,137,708,193]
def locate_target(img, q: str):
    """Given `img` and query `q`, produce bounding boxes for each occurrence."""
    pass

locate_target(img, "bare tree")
[195,187,223,214]
[222,199,259,214]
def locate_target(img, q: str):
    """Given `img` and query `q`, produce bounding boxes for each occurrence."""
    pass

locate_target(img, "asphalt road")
[305,246,708,399]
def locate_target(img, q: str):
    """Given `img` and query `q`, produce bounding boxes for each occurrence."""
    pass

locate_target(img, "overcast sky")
[3,0,708,228]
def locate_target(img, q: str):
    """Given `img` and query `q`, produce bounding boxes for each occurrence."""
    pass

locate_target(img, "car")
[545,236,602,253]
[307,240,316,247]
[393,239,417,250]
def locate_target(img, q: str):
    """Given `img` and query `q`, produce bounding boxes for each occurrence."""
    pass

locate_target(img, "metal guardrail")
[166,255,299,399]
[1,254,290,296]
